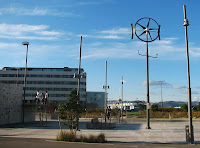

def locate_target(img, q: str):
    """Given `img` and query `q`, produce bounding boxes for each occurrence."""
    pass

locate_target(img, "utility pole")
[121,76,124,122]
[183,5,194,144]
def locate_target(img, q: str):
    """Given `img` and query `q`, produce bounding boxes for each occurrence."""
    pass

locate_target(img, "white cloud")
[99,27,130,35]
[174,85,186,89]
[142,80,172,88]
[0,5,77,17]
[192,97,199,102]
[0,24,64,40]
[96,35,123,39]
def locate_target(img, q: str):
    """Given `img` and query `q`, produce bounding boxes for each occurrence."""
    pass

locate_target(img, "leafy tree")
[151,104,158,112]
[180,104,188,112]
[57,89,83,132]
[138,104,145,111]
[197,105,200,111]
[111,107,120,117]
[193,106,198,111]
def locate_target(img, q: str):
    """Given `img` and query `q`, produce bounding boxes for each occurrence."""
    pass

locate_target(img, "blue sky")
[0,0,200,103]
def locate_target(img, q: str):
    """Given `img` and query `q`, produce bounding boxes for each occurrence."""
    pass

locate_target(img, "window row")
[0,80,86,85]
[24,87,86,92]
[24,93,86,98]
[0,74,86,78]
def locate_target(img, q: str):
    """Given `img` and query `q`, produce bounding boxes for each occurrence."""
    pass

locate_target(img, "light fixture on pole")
[102,61,109,123]
[131,17,160,129]
[22,41,29,126]
[183,5,194,144]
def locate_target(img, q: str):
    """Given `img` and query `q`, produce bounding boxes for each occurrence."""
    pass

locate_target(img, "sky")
[0,0,200,103]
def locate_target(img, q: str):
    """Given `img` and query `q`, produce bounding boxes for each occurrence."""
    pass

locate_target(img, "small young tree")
[180,104,188,112]
[151,104,158,112]
[138,104,145,111]
[57,89,82,132]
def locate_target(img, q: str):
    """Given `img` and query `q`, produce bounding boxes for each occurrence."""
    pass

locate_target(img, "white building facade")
[0,67,86,103]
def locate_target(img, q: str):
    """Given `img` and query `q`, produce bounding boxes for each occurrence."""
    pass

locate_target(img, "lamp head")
[22,41,29,46]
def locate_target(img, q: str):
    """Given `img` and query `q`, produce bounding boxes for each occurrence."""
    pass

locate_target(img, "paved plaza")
[0,118,200,144]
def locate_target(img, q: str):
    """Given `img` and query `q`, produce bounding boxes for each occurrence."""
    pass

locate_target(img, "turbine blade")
[158,25,161,40]
[131,24,135,39]
[148,32,153,41]
[149,28,158,30]
[139,31,145,37]
[147,18,150,28]
[137,23,146,29]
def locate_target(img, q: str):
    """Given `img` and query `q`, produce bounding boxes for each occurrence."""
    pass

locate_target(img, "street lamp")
[183,5,194,144]
[22,41,29,126]
[158,81,163,108]
[103,61,109,123]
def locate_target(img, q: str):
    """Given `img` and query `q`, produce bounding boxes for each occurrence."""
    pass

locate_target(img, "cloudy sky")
[0,0,200,103]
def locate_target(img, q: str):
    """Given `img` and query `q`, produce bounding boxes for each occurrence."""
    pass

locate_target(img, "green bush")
[151,104,158,112]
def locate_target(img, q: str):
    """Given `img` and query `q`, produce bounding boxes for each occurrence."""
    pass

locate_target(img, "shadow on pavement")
[0,121,142,131]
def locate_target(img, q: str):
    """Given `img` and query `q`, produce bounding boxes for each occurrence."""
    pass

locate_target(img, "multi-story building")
[0,67,86,103]
[86,91,105,108]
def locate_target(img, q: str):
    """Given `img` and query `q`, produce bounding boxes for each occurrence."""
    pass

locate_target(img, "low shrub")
[56,131,106,143]
[97,133,106,143]
[56,131,77,142]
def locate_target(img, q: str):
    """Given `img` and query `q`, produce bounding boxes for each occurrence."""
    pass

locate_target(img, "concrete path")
[0,118,200,144]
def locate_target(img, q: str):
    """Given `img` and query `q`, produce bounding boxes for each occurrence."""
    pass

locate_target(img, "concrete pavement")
[0,118,200,144]
[0,137,199,148]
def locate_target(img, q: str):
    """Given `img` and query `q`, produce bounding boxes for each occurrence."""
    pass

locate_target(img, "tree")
[151,104,158,112]
[57,89,82,132]
[180,104,188,112]
[138,104,145,111]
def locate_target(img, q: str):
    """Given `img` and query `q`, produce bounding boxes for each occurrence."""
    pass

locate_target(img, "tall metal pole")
[104,61,108,122]
[121,76,123,122]
[183,5,194,144]
[76,36,82,130]
[23,44,28,126]
[146,31,150,129]
[77,36,82,97]
[159,81,163,107]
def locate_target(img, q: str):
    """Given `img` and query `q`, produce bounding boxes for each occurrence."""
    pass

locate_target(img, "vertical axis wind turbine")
[131,17,160,129]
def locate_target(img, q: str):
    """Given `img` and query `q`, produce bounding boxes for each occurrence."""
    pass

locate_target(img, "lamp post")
[103,61,109,123]
[183,5,194,144]
[158,81,163,107]
[22,41,29,126]
[73,36,85,130]
[121,76,123,122]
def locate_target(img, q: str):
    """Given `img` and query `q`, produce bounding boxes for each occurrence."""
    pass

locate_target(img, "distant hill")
[154,101,199,108]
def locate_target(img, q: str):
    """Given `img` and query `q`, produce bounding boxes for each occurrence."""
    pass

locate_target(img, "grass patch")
[56,131,106,143]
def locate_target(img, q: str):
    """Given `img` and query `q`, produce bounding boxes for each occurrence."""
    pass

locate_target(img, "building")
[0,67,86,103]
[86,91,105,108]
[107,100,140,111]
